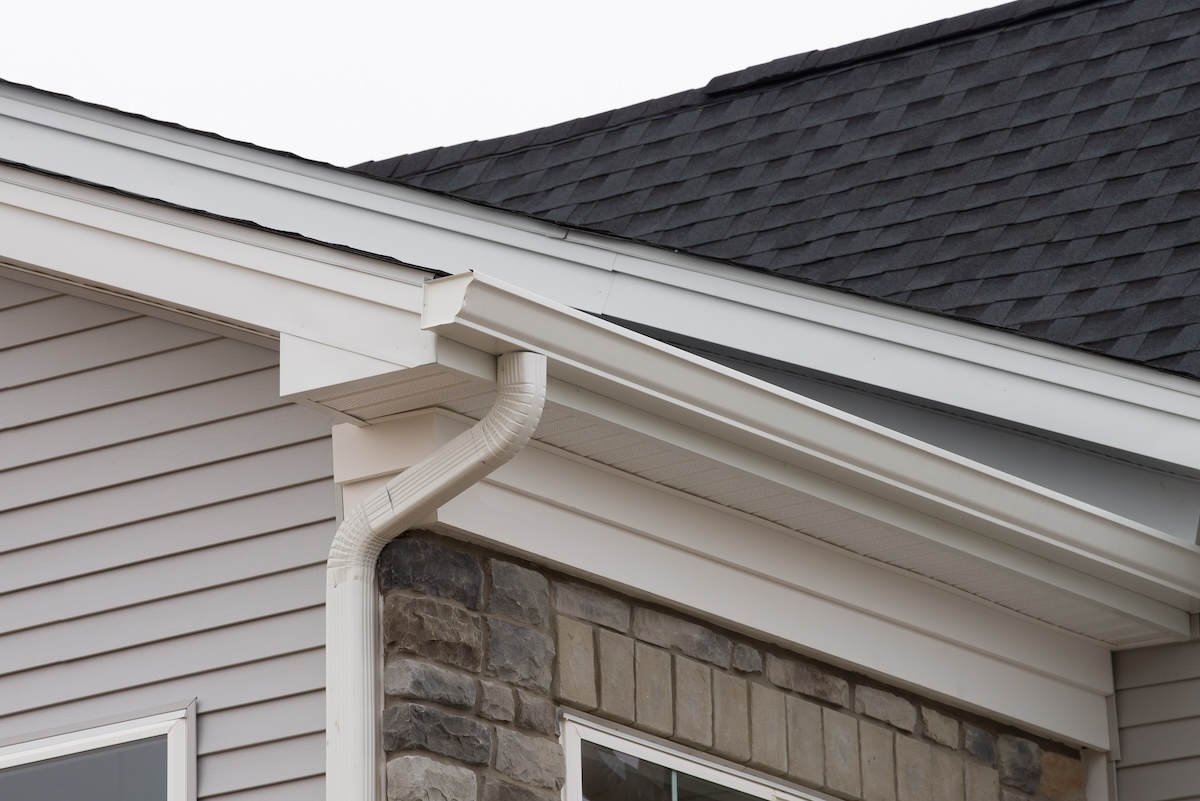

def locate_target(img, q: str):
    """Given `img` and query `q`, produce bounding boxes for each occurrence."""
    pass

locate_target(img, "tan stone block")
[823,707,861,797]
[555,615,597,709]
[1040,752,1086,801]
[674,656,713,749]
[856,685,916,732]
[749,683,787,774]
[713,671,750,762]
[922,707,960,749]
[598,629,635,723]
[860,720,895,801]
[635,643,673,736]
[932,748,965,801]
[897,736,932,801]
[965,761,999,801]
[786,695,824,788]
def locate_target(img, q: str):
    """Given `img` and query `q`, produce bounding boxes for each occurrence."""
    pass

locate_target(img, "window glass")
[0,734,167,801]
[582,741,760,801]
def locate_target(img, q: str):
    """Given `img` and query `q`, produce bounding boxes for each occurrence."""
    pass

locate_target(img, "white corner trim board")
[325,352,547,801]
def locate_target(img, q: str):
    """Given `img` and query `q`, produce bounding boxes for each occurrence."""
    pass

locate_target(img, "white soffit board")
[1,83,1197,473]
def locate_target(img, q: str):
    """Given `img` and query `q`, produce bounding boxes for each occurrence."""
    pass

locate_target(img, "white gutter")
[325,351,547,801]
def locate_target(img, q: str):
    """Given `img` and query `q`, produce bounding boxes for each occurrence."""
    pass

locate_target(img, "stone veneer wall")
[378,531,1087,801]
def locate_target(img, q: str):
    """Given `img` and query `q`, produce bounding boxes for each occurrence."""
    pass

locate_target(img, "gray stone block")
[488,618,554,691]
[516,689,557,735]
[856,685,916,732]
[765,654,849,707]
[385,659,477,709]
[482,778,558,801]
[860,721,895,801]
[712,671,750,762]
[635,643,673,736]
[997,736,1041,794]
[633,608,731,668]
[897,736,932,801]
[732,643,763,674]
[674,656,713,749]
[380,537,483,609]
[964,724,995,764]
[555,615,597,709]
[495,729,565,790]
[598,629,635,723]
[749,683,787,774]
[786,695,824,787]
[382,702,492,764]
[823,708,860,797]
[922,707,960,749]
[932,748,965,801]
[385,595,483,672]
[553,582,630,632]
[386,754,478,801]
[480,680,515,722]
[491,560,550,627]
[965,762,1000,801]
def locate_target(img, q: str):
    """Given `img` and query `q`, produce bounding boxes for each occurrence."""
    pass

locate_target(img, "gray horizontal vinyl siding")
[0,275,334,799]
[1114,641,1200,801]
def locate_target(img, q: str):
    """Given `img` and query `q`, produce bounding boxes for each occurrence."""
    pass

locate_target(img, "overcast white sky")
[3,1,1007,167]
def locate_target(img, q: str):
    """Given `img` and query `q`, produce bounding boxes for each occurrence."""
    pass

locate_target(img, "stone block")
[674,656,713,749]
[1039,752,1085,801]
[379,536,483,608]
[749,683,787,774]
[495,729,566,790]
[386,754,477,801]
[860,720,895,801]
[598,629,635,723]
[480,680,515,722]
[965,762,1000,801]
[922,707,960,749]
[488,618,554,691]
[732,644,763,674]
[635,643,673,736]
[823,708,860,797]
[786,695,824,787]
[896,736,932,801]
[765,654,849,707]
[491,560,550,627]
[516,689,557,735]
[553,582,630,631]
[633,608,731,668]
[382,702,492,764]
[932,748,965,801]
[856,685,916,732]
[555,615,597,709]
[384,659,477,709]
[712,671,750,762]
[997,736,1041,794]
[482,778,558,801]
[964,725,995,764]
[385,596,483,672]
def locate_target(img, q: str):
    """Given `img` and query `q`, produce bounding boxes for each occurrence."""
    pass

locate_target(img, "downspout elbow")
[326,351,547,801]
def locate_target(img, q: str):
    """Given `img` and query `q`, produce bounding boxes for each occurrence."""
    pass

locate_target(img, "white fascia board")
[424,272,1200,624]
[3,82,1196,473]
[0,165,434,375]
[431,444,1114,749]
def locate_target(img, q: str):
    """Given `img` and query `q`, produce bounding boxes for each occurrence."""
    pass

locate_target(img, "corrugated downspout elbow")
[326,351,547,801]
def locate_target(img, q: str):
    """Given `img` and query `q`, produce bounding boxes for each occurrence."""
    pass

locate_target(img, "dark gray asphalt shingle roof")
[355,0,1200,379]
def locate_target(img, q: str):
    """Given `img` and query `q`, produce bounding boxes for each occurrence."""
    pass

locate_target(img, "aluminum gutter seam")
[325,351,547,801]
[422,273,1200,613]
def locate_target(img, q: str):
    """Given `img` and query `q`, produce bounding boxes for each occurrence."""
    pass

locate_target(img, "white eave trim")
[423,272,1200,624]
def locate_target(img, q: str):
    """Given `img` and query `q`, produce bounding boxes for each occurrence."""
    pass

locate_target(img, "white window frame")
[0,705,194,801]
[562,714,823,801]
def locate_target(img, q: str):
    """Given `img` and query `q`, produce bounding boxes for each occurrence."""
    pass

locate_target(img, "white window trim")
[562,714,824,801]
[0,705,194,801]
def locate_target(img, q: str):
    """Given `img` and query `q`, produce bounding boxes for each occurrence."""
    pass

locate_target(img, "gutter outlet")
[326,351,547,801]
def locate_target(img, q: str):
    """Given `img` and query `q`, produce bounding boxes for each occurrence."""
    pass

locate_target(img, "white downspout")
[325,351,548,801]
